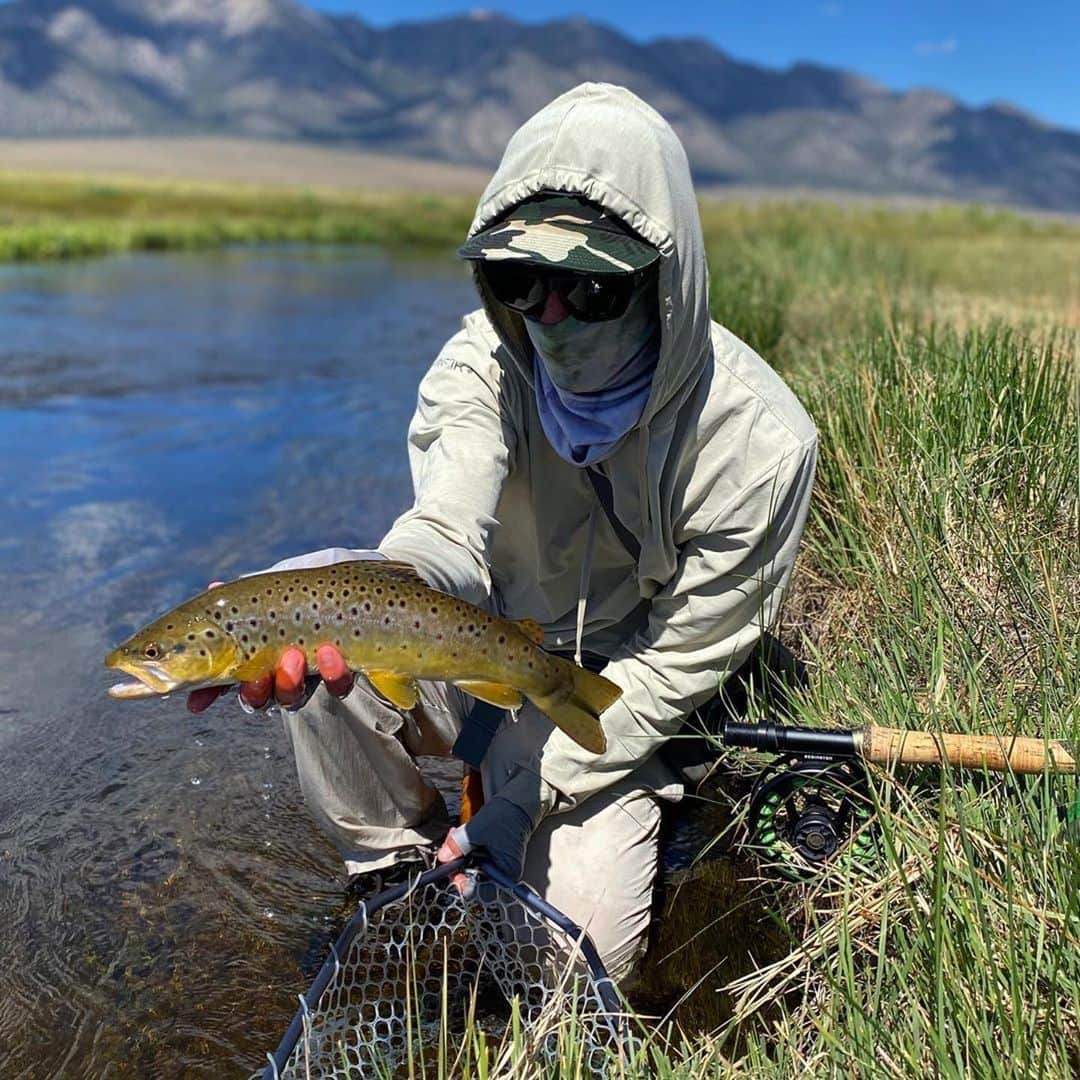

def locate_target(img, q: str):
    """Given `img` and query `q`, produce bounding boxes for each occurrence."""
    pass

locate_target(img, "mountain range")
[2,0,1078,210]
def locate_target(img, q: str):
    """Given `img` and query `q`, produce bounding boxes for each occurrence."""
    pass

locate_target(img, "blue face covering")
[527,284,660,467]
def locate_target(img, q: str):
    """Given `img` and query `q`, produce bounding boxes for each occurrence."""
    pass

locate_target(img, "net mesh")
[261,864,629,1079]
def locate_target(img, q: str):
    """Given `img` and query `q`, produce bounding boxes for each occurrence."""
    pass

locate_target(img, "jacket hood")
[467,82,713,432]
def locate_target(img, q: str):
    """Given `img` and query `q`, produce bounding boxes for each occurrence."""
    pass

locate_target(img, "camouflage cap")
[458,194,659,275]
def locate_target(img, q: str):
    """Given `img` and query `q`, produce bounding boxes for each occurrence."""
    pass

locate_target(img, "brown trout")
[105,562,616,753]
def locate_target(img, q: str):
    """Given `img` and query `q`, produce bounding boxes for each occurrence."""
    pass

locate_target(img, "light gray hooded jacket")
[378,83,817,817]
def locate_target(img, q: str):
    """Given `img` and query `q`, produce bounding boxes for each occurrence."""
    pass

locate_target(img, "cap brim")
[458,213,659,275]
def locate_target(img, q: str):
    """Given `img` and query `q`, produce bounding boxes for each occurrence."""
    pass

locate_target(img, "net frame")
[260,857,629,1079]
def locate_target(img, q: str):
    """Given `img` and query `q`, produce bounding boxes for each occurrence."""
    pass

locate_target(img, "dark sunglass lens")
[482,263,547,311]
[562,274,636,321]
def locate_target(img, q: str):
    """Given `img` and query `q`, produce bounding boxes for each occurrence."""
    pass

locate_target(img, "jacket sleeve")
[377,331,517,609]
[509,434,817,815]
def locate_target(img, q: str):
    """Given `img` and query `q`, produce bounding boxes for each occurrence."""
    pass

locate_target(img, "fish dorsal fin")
[513,618,545,645]
[375,561,425,582]
[366,670,420,710]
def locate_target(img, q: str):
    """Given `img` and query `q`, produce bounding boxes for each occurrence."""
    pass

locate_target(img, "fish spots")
[353,629,362,637]
[363,602,372,612]
[268,610,276,620]
[279,629,287,637]
[313,622,321,631]
[430,606,438,615]
[230,606,238,615]
[241,634,248,643]
[166,623,174,631]
[213,611,222,620]
[225,621,234,631]
[413,620,421,629]
[261,634,269,643]
[294,612,302,623]
[375,587,383,596]
[497,635,506,644]
[351,607,358,616]
[186,633,195,641]
[326,591,334,599]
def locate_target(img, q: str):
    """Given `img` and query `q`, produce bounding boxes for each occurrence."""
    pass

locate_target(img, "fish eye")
[143,643,161,660]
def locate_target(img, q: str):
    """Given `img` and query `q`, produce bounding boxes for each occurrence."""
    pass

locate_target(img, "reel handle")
[864,725,1077,775]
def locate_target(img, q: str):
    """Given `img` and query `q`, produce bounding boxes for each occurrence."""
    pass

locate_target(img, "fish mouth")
[105,657,182,697]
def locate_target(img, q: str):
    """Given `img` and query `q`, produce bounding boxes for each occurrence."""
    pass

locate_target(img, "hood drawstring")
[575,503,598,667]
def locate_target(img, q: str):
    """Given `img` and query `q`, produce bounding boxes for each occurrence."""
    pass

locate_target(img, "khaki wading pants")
[282,677,681,982]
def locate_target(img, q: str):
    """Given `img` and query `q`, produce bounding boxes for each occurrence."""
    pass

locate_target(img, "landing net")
[259,858,629,1079]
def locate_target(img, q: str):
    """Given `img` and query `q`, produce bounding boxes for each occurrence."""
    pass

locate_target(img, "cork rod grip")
[864,725,1077,775]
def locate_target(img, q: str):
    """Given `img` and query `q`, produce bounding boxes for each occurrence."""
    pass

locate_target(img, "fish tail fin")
[569,663,622,718]
[529,662,621,755]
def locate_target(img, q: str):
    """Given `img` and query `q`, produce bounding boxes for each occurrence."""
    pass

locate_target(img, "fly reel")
[745,756,877,880]
[721,717,1076,880]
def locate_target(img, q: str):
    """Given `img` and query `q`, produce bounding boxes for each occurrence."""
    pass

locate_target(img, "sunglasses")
[479,262,653,323]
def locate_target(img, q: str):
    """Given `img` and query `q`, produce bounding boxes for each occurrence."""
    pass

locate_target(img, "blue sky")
[311,1,1080,131]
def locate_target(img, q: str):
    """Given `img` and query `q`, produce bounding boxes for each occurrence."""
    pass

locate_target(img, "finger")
[274,647,309,708]
[316,645,353,698]
[437,829,464,863]
[208,581,225,590]
[239,673,273,710]
[438,833,470,897]
[187,685,227,713]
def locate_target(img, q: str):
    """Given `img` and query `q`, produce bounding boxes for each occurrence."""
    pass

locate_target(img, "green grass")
[3,174,1076,1077]
[0,174,474,261]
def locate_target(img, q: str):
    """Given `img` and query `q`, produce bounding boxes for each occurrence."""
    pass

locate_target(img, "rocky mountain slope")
[1,0,1077,209]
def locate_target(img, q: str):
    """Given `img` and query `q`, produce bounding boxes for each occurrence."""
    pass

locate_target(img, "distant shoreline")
[1,135,1077,224]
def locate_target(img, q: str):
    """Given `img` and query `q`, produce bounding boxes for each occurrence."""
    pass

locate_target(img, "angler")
[189,82,817,984]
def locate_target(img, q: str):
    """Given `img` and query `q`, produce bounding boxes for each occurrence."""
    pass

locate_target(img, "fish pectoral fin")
[455,680,524,710]
[512,619,545,645]
[233,647,286,683]
[366,670,420,710]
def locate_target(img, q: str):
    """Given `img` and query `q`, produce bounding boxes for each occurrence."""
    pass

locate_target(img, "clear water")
[0,246,478,1076]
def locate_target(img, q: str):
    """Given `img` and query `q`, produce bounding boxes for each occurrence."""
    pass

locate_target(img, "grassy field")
[3,177,1076,1077]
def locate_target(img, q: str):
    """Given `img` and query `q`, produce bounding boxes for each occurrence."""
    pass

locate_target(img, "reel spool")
[746,756,877,880]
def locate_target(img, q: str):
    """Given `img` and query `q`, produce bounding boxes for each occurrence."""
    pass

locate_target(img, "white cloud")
[915,38,958,57]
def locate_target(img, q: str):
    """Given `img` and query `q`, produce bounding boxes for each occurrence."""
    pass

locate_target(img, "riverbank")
[0,173,476,262]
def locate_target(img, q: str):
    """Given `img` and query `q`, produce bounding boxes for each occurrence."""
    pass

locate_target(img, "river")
[0,246,478,1077]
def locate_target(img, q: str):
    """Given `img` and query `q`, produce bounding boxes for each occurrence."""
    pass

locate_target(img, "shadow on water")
[0,245,475,1076]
